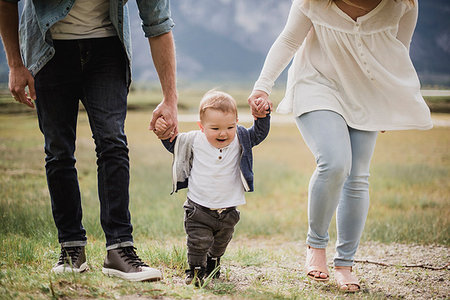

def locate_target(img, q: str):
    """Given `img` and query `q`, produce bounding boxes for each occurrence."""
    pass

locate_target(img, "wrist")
[252,88,270,97]
[162,94,178,106]
[8,60,25,69]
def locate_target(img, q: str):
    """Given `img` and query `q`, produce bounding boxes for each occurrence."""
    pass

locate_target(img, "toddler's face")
[199,109,237,149]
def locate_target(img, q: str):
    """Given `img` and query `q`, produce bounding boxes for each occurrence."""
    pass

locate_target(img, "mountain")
[1,0,449,87]
[408,0,450,86]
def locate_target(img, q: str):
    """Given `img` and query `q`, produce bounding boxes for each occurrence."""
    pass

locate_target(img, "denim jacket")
[161,115,271,194]
[5,0,174,82]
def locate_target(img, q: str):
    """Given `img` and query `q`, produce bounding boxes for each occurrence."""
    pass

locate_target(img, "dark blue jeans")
[34,37,133,248]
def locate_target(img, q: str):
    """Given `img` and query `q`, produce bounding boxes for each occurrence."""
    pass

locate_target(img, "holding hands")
[248,90,272,119]
[149,100,178,141]
[153,116,171,139]
[152,90,272,140]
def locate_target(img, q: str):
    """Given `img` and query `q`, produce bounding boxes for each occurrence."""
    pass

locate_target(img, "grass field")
[0,90,449,299]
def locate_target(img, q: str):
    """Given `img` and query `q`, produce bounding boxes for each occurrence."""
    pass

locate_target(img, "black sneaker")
[52,246,87,273]
[205,256,221,279]
[102,246,161,282]
[185,266,205,287]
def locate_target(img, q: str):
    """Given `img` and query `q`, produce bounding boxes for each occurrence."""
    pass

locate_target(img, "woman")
[248,0,432,292]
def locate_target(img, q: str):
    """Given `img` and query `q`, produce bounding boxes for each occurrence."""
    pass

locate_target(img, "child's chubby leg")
[183,200,216,285]
[206,208,241,278]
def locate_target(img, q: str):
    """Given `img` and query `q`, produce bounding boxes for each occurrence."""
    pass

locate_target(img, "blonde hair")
[199,90,238,121]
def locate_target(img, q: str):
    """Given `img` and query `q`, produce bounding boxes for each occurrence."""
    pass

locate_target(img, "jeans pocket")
[228,209,240,225]
[184,206,196,220]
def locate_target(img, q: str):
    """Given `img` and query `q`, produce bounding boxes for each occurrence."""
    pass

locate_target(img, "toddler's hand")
[153,117,169,139]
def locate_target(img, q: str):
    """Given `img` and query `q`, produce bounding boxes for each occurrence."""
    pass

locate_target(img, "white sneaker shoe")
[102,246,161,282]
[52,246,88,273]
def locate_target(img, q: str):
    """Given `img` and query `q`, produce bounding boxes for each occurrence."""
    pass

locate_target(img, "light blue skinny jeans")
[295,110,378,267]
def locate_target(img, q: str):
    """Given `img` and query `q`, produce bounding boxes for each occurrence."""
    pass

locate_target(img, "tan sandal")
[334,266,360,293]
[305,245,329,281]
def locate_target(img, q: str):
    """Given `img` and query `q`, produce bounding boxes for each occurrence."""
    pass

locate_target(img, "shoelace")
[119,246,149,268]
[57,246,81,265]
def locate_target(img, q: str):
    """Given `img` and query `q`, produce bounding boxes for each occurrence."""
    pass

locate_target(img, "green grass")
[0,93,449,298]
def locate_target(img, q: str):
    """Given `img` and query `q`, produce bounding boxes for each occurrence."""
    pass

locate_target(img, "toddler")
[154,90,270,286]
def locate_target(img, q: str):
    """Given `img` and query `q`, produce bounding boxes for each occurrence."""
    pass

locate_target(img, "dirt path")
[148,239,449,299]
[223,240,449,299]
[114,239,450,299]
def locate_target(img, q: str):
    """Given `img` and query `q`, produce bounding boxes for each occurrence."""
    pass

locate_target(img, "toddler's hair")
[199,90,238,121]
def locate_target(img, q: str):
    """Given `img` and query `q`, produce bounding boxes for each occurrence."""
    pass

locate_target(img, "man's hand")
[248,90,272,119]
[9,65,36,108]
[149,99,178,141]
[0,1,36,109]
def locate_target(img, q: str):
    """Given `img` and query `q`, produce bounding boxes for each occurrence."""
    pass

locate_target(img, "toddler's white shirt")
[187,133,245,209]
[254,0,432,131]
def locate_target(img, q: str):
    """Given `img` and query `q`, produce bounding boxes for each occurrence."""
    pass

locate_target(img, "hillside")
[0,0,449,86]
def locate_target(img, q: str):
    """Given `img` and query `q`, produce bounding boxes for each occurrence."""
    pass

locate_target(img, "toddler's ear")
[197,121,204,131]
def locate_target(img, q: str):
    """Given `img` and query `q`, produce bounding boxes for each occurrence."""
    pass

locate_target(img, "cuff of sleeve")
[252,83,272,96]
[143,18,175,38]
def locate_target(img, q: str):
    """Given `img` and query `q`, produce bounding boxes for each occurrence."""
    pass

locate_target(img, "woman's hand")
[248,90,272,119]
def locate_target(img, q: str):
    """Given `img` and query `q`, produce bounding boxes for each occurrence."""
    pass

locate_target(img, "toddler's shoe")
[185,265,205,287]
[205,255,221,279]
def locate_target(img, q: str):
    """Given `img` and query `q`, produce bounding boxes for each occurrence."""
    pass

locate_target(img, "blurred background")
[0,0,449,89]
[130,0,450,88]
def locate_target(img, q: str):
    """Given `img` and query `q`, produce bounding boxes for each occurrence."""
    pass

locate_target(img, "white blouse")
[253,0,432,131]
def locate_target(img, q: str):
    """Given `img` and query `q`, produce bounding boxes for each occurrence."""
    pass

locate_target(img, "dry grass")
[0,98,448,298]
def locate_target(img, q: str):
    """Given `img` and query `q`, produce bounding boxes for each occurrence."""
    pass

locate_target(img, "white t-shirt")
[254,0,432,131]
[50,0,117,40]
[187,133,245,209]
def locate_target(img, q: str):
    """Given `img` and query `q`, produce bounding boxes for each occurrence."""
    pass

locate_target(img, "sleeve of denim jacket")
[136,0,175,37]
[161,136,177,154]
[248,114,271,147]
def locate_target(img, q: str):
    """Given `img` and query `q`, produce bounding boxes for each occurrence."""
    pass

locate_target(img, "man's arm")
[148,31,178,142]
[0,0,36,108]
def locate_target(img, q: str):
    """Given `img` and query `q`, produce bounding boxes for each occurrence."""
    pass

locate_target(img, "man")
[0,0,178,281]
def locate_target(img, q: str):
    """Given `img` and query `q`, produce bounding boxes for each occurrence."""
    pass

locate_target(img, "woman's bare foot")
[305,245,329,281]
[334,266,360,292]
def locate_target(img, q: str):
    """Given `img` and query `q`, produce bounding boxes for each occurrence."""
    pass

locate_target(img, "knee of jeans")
[45,150,76,168]
[187,235,214,252]
[316,154,351,180]
[94,133,129,157]
[345,174,370,190]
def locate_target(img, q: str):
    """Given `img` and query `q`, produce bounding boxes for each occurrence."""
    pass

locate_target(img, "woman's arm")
[252,1,312,95]
[396,1,418,51]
